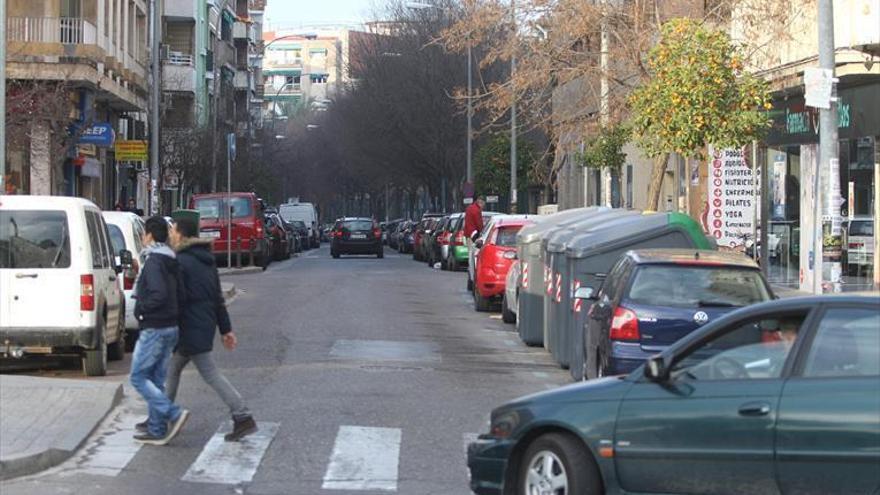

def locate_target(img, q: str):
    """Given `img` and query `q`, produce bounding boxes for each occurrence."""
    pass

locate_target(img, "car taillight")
[123,261,139,291]
[81,274,95,311]
[373,228,381,238]
[609,306,639,341]
[455,232,465,244]
[256,223,263,236]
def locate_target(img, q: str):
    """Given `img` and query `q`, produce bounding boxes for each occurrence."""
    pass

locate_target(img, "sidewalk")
[0,376,123,480]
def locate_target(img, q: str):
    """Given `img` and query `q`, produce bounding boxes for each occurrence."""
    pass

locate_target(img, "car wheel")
[467,275,473,292]
[474,288,492,312]
[518,433,601,495]
[448,255,458,272]
[83,315,108,377]
[502,294,517,324]
[332,251,340,259]
[377,249,384,259]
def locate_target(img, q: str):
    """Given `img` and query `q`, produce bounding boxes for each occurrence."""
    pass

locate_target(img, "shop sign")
[767,83,879,145]
[115,140,148,161]
[706,146,758,248]
[77,123,115,147]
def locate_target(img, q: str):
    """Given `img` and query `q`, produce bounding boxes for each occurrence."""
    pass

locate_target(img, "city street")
[1,246,570,494]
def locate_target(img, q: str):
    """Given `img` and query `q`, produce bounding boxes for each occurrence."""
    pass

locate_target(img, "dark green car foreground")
[468,295,880,495]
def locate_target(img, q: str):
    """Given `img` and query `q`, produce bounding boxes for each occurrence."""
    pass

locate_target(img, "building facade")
[5,0,150,209]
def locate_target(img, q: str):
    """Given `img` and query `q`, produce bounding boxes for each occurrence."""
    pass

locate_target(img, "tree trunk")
[646,153,670,212]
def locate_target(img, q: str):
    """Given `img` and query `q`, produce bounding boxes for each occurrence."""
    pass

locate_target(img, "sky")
[264,0,377,30]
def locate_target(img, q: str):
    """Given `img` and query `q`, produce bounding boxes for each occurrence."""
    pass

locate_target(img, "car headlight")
[489,410,520,439]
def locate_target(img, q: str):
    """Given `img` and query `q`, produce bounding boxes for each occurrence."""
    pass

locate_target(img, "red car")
[190,192,270,268]
[473,215,534,311]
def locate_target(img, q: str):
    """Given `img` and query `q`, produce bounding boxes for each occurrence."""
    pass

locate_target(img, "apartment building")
[261,28,348,122]
[5,0,150,208]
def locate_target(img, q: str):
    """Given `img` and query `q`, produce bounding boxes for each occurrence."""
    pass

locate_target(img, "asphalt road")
[2,245,571,495]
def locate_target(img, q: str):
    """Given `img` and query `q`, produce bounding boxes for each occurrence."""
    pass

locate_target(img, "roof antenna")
[695,251,700,260]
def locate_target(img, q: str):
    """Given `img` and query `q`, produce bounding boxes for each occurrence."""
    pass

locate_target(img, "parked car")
[445,214,469,271]
[432,213,464,270]
[264,213,291,261]
[1,196,127,376]
[502,259,520,324]
[288,220,310,253]
[385,219,403,249]
[102,211,146,348]
[845,216,874,275]
[468,294,880,495]
[426,215,453,267]
[331,217,384,259]
[467,211,503,291]
[473,216,534,311]
[191,192,269,268]
[413,214,444,261]
[279,201,320,248]
[398,221,416,254]
[581,249,773,378]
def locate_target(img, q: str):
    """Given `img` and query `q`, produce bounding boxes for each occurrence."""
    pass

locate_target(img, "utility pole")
[814,0,840,294]
[149,0,161,214]
[599,0,611,207]
[466,43,473,185]
[509,0,517,214]
[0,0,6,194]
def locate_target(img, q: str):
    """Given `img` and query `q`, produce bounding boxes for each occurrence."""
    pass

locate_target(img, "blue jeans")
[130,326,181,437]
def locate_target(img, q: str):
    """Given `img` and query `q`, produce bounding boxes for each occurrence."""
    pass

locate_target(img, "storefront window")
[766,146,801,287]
[4,150,30,194]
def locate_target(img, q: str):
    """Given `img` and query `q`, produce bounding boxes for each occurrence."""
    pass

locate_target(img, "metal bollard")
[236,238,242,268]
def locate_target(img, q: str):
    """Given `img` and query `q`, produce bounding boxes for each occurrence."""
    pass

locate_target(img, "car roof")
[627,248,760,269]
[491,215,535,227]
[339,217,373,222]
[0,195,98,210]
[193,192,255,199]
[102,211,141,223]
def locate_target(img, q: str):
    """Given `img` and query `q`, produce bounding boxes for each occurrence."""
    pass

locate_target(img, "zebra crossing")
[53,404,480,492]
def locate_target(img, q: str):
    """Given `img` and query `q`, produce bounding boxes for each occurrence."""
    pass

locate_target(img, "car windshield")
[0,210,71,269]
[293,221,306,229]
[627,265,770,307]
[495,226,523,247]
[849,221,873,236]
[195,197,252,219]
[343,220,373,231]
[107,224,126,254]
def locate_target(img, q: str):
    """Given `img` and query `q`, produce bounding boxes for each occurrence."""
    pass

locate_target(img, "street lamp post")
[509,0,517,214]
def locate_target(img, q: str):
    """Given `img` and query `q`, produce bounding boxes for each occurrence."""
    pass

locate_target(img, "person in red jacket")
[464,194,486,242]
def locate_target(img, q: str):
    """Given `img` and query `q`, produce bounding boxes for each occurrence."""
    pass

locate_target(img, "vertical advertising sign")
[706,146,758,249]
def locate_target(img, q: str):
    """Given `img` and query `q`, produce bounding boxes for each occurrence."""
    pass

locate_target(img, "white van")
[279,201,320,248]
[1,196,126,376]
[102,211,145,337]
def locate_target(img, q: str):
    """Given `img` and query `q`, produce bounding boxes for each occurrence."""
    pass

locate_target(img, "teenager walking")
[130,216,190,445]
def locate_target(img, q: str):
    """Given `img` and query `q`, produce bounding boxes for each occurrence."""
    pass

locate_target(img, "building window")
[311,75,328,84]
[221,15,232,41]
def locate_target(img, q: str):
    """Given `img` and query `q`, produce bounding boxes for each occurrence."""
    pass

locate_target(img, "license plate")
[351,233,367,239]
[201,230,220,239]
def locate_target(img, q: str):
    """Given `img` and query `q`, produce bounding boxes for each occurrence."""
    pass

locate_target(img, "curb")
[0,381,123,481]
[218,266,262,277]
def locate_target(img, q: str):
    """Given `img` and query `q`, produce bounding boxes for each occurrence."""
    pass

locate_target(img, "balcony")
[163,51,196,92]
[7,16,97,44]
[164,0,198,20]
[233,21,248,40]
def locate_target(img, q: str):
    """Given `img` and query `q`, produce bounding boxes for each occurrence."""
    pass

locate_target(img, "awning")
[264,68,302,76]
[264,94,302,101]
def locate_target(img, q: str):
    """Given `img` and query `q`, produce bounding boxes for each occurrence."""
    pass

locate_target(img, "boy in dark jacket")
[130,216,190,445]
[162,209,257,441]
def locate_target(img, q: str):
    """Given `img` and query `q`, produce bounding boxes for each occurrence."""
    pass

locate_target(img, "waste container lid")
[545,209,635,253]
[517,207,609,245]
[565,212,712,258]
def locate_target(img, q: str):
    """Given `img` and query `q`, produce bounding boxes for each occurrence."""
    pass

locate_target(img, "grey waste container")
[565,212,713,381]
[515,207,606,346]
[543,210,638,368]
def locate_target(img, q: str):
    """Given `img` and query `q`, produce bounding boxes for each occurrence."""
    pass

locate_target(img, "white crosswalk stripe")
[181,422,279,485]
[322,426,402,491]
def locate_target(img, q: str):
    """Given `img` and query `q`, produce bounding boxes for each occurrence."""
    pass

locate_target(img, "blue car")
[582,249,773,378]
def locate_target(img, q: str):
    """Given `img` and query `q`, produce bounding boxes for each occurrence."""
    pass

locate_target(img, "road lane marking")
[531,371,550,379]
[322,426,401,491]
[489,314,502,320]
[182,422,279,485]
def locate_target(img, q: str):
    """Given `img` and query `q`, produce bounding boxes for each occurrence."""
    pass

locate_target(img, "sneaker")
[133,432,169,446]
[224,416,258,442]
[135,419,149,433]
[164,409,191,443]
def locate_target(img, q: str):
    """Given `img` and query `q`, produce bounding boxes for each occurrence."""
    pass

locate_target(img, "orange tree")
[629,18,772,210]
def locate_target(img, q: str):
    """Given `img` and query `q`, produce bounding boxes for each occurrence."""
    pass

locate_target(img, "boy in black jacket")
[130,216,190,445]
[161,210,257,441]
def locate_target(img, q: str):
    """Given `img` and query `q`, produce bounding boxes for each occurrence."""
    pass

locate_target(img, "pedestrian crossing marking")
[182,422,279,485]
[322,426,401,491]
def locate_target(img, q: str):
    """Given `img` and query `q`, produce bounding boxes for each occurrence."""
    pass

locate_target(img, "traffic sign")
[486,195,499,203]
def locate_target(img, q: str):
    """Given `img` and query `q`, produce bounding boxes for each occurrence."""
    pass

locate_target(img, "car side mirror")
[574,286,596,300]
[644,355,669,382]
[475,239,484,249]
[119,249,133,268]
